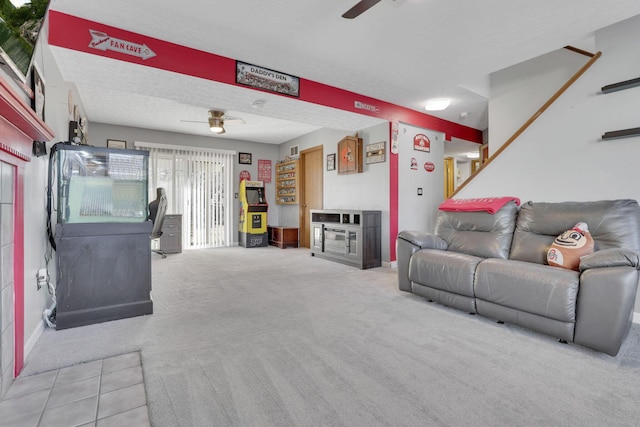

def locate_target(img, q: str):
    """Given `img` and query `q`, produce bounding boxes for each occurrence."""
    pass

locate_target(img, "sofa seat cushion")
[408,249,482,298]
[475,259,579,323]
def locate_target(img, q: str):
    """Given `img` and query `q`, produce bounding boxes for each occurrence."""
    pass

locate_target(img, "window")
[136,142,234,248]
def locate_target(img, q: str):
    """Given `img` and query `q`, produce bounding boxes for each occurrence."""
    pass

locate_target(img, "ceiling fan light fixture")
[208,116,225,134]
[425,98,451,111]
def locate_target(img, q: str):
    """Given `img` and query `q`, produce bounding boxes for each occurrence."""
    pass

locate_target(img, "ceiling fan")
[342,0,381,19]
[180,109,245,134]
[342,0,405,19]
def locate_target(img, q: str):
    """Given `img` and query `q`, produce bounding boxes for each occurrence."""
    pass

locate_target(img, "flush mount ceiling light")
[208,110,225,134]
[425,98,451,111]
[466,151,480,159]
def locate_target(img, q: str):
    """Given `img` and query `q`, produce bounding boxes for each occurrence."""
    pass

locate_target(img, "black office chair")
[149,187,168,258]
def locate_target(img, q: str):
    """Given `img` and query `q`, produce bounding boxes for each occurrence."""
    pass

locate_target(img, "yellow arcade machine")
[239,180,268,247]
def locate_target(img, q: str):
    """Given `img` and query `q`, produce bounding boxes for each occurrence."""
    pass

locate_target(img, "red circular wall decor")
[424,162,435,172]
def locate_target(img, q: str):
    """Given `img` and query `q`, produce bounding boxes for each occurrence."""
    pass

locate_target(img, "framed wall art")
[365,141,386,165]
[31,64,45,121]
[107,139,126,149]
[239,152,252,164]
[236,61,300,97]
[327,153,336,171]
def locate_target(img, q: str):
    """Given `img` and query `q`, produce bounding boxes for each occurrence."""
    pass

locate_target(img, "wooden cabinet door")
[337,136,362,175]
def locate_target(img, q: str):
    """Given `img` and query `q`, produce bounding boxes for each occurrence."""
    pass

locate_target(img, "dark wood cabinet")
[268,226,299,248]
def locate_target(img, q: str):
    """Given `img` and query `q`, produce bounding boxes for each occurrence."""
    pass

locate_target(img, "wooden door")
[299,145,323,247]
[444,157,455,199]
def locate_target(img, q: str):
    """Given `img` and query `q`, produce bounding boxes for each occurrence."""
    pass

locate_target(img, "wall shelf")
[601,127,640,141]
[601,77,640,94]
[276,159,299,204]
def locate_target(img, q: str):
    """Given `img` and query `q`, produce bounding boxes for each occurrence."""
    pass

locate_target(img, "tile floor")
[0,351,150,427]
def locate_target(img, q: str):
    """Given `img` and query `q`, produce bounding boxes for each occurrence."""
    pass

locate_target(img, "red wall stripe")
[388,122,399,262]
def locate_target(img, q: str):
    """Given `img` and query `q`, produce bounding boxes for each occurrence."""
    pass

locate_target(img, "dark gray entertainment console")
[310,209,381,269]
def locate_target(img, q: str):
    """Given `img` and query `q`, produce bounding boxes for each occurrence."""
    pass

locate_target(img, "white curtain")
[135,141,234,249]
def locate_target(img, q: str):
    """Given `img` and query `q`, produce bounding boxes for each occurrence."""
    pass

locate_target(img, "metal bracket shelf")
[601,77,640,94]
[601,127,640,140]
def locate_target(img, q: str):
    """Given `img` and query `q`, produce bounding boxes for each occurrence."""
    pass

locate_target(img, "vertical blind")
[135,141,234,249]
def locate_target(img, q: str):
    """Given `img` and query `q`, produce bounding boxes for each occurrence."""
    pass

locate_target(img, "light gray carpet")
[23,247,640,426]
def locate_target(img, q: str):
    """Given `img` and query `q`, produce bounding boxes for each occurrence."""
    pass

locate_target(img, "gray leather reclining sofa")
[396,199,640,356]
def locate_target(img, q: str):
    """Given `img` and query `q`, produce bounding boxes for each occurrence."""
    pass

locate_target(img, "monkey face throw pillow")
[547,222,594,271]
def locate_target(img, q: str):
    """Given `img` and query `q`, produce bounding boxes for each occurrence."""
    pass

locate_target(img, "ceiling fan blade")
[180,119,207,123]
[223,117,246,124]
[342,0,382,19]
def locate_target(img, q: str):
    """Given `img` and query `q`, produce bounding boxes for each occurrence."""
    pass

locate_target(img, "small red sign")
[258,159,272,183]
[239,170,251,181]
[424,162,435,172]
[414,134,431,152]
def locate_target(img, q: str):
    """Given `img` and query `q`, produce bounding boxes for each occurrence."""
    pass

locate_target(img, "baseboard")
[24,320,45,363]
[634,311,640,324]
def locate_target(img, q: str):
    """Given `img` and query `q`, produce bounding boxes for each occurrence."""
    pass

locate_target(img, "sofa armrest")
[397,230,448,250]
[579,248,640,271]
[396,231,447,293]
[574,266,639,356]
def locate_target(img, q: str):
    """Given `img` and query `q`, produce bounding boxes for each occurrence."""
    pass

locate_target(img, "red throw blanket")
[439,197,521,214]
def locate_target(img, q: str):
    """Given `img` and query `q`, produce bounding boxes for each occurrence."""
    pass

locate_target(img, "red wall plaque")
[414,134,431,152]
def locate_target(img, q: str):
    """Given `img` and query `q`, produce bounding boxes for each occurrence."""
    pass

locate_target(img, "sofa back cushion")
[435,201,518,259]
[510,199,640,264]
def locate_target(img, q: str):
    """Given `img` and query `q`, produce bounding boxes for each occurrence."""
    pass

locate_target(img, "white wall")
[458,14,640,315]
[398,124,445,234]
[22,17,91,358]
[278,123,391,262]
[489,48,588,153]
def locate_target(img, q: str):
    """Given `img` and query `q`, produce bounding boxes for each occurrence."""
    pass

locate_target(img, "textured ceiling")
[46,0,640,148]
